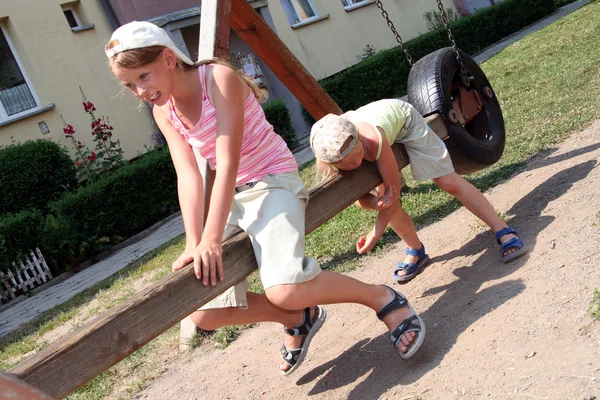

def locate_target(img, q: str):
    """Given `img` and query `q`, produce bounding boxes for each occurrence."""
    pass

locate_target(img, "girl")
[105,21,426,374]
[310,99,527,282]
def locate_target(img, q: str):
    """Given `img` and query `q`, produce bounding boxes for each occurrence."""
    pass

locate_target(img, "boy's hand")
[376,182,398,209]
[356,230,381,254]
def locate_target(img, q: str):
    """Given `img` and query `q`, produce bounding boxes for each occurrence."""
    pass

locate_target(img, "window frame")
[0,25,42,123]
[62,6,83,29]
[281,0,321,26]
[341,0,375,12]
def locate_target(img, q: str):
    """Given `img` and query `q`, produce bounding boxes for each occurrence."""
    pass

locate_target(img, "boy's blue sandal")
[496,227,527,263]
[393,244,430,283]
[377,285,425,360]
[280,305,327,376]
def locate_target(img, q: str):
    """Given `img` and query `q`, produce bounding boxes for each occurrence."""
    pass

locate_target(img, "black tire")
[407,47,505,175]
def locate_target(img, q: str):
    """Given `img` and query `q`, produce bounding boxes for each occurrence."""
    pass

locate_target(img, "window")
[61,3,94,32]
[63,8,82,29]
[341,0,373,10]
[280,0,319,25]
[0,26,39,122]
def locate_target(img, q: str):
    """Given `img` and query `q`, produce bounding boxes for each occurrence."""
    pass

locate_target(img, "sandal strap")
[389,315,421,344]
[396,261,417,271]
[284,307,312,337]
[405,243,426,257]
[280,345,302,367]
[376,286,408,321]
[495,227,517,245]
[499,236,525,254]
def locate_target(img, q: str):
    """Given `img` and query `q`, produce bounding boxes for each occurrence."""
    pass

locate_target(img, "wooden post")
[229,0,342,120]
[179,0,233,352]
[9,146,409,399]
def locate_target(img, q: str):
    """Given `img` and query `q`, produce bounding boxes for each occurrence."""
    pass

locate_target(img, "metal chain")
[435,0,470,83]
[375,0,414,66]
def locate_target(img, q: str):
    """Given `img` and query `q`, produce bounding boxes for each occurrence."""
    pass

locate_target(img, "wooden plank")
[178,0,234,351]
[36,248,53,280]
[0,272,14,301]
[20,261,35,289]
[26,257,43,286]
[9,144,409,399]
[8,267,24,292]
[30,250,48,283]
[425,113,449,140]
[10,263,24,292]
[198,0,232,60]
[230,0,342,120]
[0,272,16,300]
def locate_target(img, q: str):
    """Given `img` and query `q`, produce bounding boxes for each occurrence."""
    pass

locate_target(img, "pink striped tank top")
[166,64,297,186]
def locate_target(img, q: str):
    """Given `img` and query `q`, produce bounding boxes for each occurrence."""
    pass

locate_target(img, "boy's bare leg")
[387,201,425,269]
[433,173,517,256]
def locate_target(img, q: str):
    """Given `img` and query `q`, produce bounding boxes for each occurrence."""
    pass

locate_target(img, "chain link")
[375,0,414,66]
[435,0,470,83]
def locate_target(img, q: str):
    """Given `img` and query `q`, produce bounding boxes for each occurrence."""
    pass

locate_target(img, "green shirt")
[344,99,407,160]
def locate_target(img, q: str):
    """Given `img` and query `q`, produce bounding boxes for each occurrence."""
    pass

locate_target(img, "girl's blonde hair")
[105,41,268,102]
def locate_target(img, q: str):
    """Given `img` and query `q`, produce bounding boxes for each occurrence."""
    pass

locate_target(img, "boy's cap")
[105,21,194,65]
[310,114,358,163]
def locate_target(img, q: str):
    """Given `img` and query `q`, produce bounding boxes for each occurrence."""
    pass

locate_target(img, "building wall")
[106,0,200,25]
[0,0,157,159]
[267,0,458,80]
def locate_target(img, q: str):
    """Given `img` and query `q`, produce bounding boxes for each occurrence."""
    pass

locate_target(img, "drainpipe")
[99,0,120,29]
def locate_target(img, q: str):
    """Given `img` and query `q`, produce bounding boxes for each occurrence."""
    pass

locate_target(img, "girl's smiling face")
[112,50,176,106]
[335,140,364,171]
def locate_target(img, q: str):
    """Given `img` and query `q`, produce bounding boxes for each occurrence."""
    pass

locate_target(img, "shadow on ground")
[297,154,597,399]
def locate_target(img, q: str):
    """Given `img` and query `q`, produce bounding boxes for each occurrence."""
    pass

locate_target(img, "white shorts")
[201,171,322,310]
[395,100,455,181]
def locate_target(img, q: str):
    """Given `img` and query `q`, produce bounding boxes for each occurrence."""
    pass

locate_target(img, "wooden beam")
[198,0,232,59]
[9,146,409,399]
[180,0,233,351]
[229,0,341,120]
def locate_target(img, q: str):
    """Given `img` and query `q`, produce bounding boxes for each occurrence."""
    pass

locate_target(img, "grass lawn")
[2,2,600,398]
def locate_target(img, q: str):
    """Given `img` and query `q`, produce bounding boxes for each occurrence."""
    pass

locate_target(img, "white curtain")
[0,83,37,116]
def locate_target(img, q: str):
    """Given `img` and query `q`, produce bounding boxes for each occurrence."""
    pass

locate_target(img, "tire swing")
[375,0,505,174]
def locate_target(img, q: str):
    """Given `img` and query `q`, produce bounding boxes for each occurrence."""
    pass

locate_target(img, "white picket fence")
[0,248,53,303]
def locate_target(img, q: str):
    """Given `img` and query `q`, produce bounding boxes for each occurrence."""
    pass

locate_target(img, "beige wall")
[269,0,457,80]
[0,0,156,159]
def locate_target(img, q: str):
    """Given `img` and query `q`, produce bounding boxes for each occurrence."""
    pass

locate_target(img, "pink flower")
[88,152,97,161]
[83,101,96,112]
[77,141,83,149]
[63,124,75,136]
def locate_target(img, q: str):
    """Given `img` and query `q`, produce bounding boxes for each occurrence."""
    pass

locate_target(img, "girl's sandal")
[376,285,426,360]
[393,243,430,283]
[496,227,527,263]
[280,305,327,376]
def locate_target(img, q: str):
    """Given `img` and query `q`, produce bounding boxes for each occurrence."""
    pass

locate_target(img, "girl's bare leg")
[265,271,418,355]
[190,293,309,372]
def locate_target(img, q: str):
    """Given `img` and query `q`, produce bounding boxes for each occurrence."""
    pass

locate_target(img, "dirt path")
[139,122,600,400]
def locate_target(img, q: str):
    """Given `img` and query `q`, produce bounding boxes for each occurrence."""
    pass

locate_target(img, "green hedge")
[312,0,557,115]
[48,147,178,260]
[0,140,77,216]
[0,210,45,273]
[263,100,298,150]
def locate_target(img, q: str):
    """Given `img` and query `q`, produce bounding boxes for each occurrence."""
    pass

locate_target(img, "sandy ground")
[138,121,600,400]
